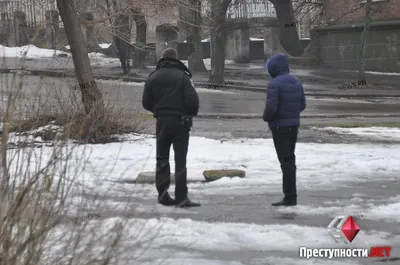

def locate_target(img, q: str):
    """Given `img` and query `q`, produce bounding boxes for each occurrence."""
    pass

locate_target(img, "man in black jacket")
[142,48,201,208]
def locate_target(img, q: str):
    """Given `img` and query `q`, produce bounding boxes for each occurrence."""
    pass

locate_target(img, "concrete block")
[203,169,246,182]
[136,171,175,183]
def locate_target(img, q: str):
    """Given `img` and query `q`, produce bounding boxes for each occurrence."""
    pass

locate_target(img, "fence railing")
[0,0,60,27]
[202,0,276,19]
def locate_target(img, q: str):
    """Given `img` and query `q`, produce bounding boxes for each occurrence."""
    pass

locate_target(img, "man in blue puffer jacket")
[263,53,306,207]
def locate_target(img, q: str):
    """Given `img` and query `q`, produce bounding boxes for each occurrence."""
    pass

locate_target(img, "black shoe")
[175,197,201,208]
[158,193,175,206]
[272,199,297,207]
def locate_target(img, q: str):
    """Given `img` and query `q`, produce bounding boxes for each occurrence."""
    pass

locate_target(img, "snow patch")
[195,87,238,94]
[277,195,400,222]
[95,79,145,86]
[319,127,400,140]
[250,37,264,41]
[0,44,69,58]
[43,217,395,265]
[180,59,235,69]
[99,43,112,49]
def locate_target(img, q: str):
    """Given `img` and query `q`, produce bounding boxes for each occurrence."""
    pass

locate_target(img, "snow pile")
[0,44,69,58]
[277,195,400,223]
[99,43,112,49]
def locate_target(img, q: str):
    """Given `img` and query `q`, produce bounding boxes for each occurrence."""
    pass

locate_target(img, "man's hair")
[161,48,177,59]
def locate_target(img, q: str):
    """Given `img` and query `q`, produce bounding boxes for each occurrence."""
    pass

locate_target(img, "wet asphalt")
[0,73,399,119]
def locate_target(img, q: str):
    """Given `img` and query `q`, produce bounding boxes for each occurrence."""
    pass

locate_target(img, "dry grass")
[0,64,157,265]
[2,73,147,143]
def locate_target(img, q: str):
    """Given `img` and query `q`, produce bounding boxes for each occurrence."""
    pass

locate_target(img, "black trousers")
[156,117,190,201]
[271,126,298,200]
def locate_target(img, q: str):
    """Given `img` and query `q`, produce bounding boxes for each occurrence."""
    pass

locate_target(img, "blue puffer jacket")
[263,53,306,128]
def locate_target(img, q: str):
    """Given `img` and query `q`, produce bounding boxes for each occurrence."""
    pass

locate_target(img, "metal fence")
[202,0,276,19]
[227,0,276,19]
[0,0,59,27]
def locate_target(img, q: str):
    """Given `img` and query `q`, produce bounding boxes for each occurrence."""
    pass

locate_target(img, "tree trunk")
[132,8,147,69]
[209,0,232,83]
[56,0,103,116]
[269,0,303,56]
[359,0,372,80]
[187,0,207,72]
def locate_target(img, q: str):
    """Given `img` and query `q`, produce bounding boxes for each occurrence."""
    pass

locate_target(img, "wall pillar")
[263,18,281,59]
[224,20,250,63]
[156,24,179,60]
[45,10,59,49]
[12,11,28,46]
[80,12,99,51]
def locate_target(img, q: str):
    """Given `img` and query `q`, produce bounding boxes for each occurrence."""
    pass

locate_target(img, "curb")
[140,113,400,119]
[3,68,400,98]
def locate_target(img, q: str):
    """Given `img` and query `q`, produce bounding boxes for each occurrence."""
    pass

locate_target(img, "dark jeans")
[271,126,298,200]
[156,117,191,201]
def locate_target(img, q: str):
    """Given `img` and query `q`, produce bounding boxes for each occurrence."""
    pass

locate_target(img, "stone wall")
[224,20,250,63]
[247,17,274,38]
[312,20,400,72]
[140,4,178,43]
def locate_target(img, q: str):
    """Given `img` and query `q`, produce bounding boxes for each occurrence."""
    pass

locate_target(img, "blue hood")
[265,53,290,78]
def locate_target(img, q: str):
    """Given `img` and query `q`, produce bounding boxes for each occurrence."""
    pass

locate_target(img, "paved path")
[85,176,400,264]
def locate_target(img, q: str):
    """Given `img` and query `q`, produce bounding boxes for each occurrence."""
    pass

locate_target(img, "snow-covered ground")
[0,44,105,60]
[181,58,236,68]
[6,126,400,264]
[65,43,111,49]
[318,127,400,141]
[0,44,70,58]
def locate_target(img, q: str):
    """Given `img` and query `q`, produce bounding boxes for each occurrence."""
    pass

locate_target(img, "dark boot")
[175,197,201,208]
[158,192,175,206]
[272,197,297,207]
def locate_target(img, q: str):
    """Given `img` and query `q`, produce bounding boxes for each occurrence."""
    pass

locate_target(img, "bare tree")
[56,0,104,119]
[208,0,232,83]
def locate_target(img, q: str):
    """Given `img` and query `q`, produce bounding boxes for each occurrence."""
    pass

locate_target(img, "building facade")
[321,0,400,25]
[311,0,400,72]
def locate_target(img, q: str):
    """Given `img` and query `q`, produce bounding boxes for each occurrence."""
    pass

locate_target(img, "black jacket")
[142,58,199,118]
